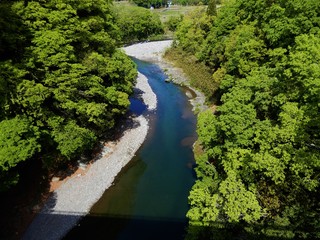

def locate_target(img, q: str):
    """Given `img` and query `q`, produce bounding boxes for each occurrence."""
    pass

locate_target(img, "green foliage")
[175,7,212,54]
[132,0,167,8]
[0,2,30,62]
[165,8,218,100]
[112,4,164,43]
[165,15,183,32]
[48,118,96,159]
[0,116,40,190]
[0,0,137,189]
[187,179,222,226]
[172,0,210,6]
[206,0,217,16]
[164,47,218,100]
[0,117,40,172]
[176,0,320,238]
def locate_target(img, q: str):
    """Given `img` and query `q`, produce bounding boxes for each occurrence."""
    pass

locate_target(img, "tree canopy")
[173,0,320,238]
[131,0,167,8]
[112,4,164,43]
[0,0,139,190]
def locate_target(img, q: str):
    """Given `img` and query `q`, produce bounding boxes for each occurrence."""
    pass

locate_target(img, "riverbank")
[22,40,202,240]
[124,40,207,112]
[23,73,156,239]
[65,45,199,240]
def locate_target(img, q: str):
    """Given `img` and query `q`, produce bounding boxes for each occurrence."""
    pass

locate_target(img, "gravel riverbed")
[23,116,148,240]
[23,40,205,240]
[22,43,161,240]
[125,40,206,112]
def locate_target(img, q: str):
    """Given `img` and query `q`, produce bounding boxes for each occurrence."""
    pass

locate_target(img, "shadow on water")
[66,214,187,240]
[129,97,147,116]
[89,157,147,217]
[24,209,300,240]
[129,86,148,116]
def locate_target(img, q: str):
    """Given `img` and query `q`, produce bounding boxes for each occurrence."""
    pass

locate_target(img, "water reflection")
[90,157,147,217]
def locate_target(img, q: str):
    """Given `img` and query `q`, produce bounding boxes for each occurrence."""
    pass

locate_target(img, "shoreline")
[23,40,203,240]
[22,44,160,239]
[124,40,207,112]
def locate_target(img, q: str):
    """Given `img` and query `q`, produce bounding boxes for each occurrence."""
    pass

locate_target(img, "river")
[64,58,197,239]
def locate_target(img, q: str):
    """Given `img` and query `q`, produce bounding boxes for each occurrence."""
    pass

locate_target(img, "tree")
[165,15,184,32]
[175,7,213,54]
[131,0,167,8]
[207,0,217,16]
[0,0,138,189]
[12,0,136,160]
[177,0,320,238]
[112,4,164,43]
[0,117,40,190]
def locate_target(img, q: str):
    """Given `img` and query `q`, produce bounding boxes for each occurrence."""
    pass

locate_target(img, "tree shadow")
[9,196,315,240]
[21,192,78,240]
[0,159,51,240]
[185,222,317,240]
[65,214,188,240]
[21,212,306,240]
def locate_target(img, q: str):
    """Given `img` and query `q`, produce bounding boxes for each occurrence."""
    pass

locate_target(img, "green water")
[65,59,197,239]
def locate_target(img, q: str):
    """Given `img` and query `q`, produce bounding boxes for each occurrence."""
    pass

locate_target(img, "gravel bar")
[22,42,165,240]
[124,40,206,112]
[23,40,207,240]
[123,40,173,62]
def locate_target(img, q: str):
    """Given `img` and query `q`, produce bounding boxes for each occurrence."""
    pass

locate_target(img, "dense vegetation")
[164,7,218,98]
[171,0,320,239]
[112,4,164,43]
[131,0,221,8]
[0,0,163,191]
[172,0,221,7]
[131,0,168,8]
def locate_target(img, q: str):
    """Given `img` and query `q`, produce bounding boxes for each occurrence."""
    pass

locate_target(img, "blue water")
[65,59,197,240]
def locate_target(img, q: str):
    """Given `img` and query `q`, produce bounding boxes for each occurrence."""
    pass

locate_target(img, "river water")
[65,59,197,239]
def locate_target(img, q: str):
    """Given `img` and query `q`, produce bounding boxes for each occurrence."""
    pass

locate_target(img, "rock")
[185,90,193,98]
[79,166,86,171]
[79,163,87,168]
[52,177,60,182]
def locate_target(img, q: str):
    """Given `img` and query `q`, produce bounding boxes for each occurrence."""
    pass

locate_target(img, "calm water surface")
[65,59,197,240]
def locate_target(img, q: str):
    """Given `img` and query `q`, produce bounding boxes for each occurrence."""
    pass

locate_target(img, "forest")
[129,0,222,9]
[0,0,163,191]
[169,0,320,239]
[1,0,320,239]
